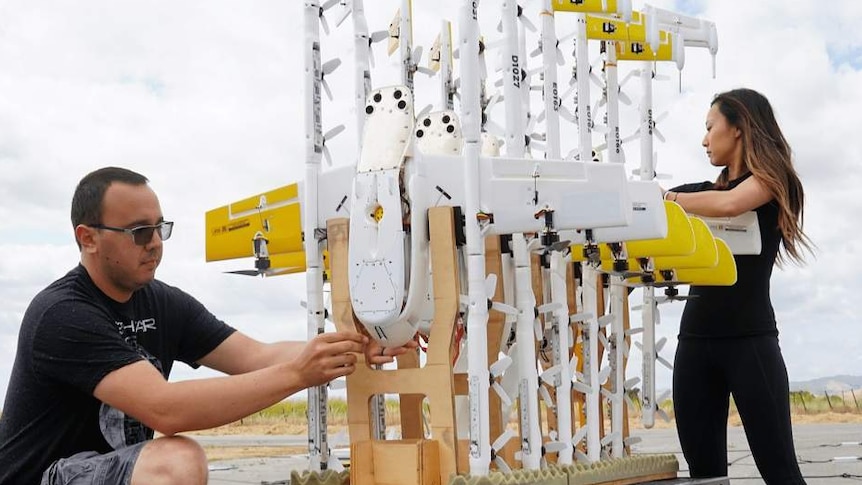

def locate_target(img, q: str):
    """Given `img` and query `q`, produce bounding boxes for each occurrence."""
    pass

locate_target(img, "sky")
[0,0,861,402]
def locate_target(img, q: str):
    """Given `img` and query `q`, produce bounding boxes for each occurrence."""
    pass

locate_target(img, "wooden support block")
[328,208,462,482]
[453,373,468,396]
[398,350,424,440]
[350,439,441,485]
[484,235,507,447]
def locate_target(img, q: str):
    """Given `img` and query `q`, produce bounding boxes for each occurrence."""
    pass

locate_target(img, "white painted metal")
[351,0,373,142]
[512,234,542,470]
[459,0,492,474]
[501,0,526,159]
[580,264,602,460]
[303,0,331,471]
[540,0,562,159]
[549,250,574,464]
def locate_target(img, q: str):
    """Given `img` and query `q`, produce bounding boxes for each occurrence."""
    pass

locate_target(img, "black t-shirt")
[0,265,236,485]
[673,173,782,338]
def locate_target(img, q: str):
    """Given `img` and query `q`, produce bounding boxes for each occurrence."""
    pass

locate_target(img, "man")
[0,167,409,484]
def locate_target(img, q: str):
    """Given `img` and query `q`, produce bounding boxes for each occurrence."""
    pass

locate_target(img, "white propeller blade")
[544,440,569,454]
[538,385,555,410]
[326,453,345,472]
[598,364,612,385]
[490,355,513,377]
[536,302,564,315]
[491,429,516,453]
[491,381,513,407]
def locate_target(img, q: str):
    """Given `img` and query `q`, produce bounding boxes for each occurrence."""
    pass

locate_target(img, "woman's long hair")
[712,88,813,265]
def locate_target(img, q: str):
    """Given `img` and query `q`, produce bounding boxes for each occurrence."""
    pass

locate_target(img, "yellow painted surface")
[205,184,303,262]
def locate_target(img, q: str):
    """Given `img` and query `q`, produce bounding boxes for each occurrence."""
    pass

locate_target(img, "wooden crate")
[350,439,441,485]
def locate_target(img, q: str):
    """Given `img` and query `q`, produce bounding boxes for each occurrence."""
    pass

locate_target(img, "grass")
[195,390,862,440]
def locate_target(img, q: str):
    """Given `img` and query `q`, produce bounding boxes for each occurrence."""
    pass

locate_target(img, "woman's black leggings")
[673,335,806,484]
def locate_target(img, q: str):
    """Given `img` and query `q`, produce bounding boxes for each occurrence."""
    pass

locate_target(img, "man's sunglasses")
[88,221,174,246]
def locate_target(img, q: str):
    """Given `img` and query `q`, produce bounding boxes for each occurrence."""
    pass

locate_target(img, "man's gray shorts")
[40,442,145,485]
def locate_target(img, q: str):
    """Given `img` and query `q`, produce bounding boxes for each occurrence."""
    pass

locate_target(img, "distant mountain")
[790,375,862,395]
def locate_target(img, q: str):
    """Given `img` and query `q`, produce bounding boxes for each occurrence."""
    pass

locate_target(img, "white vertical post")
[501,0,525,158]
[459,0,491,475]
[550,251,574,464]
[638,60,658,429]
[512,235,542,470]
[400,0,415,91]
[608,275,626,457]
[581,265,601,461]
[303,0,329,470]
[604,43,622,165]
[352,0,373,144]
[604,39,626,457]
[575,13,592,162]
[540,0,561,159]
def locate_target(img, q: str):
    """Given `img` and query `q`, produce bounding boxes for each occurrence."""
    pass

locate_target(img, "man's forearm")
[147,363,305,435]
[252,341,307,369]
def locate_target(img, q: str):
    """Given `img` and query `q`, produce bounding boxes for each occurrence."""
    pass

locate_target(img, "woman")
[663,88,813,484]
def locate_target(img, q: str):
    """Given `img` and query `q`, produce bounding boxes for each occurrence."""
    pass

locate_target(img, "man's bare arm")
[198,330,420,375]
[197,333,306,375]
[93,331,366,436]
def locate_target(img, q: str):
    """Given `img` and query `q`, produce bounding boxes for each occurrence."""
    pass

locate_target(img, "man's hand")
[364,335,420,366]
[289,331,367,388]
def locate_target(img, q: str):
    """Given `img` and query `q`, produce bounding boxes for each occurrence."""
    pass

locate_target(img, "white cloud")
[0,0,860,402]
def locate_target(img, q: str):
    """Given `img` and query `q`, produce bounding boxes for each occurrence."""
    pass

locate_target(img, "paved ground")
[201,423,862,484]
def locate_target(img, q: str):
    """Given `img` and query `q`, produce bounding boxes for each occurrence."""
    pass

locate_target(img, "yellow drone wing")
[625,201,695,258]
[552,0,626,13]
[652,217,718,271]
[672,238,737,286]
[205,183,303,262]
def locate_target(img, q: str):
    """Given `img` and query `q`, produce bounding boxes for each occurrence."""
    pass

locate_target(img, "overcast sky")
[0,0,860,401]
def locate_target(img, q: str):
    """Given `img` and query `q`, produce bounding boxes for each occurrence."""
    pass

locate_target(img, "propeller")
[316,0,340,35]
[529,37,566,66]
[625,435,643,447]
[489,355,514,406]
[597,363,612,386]
[491,429,517,472]
[321,124,345,166]
[326,453,345,472]
[415,104,434,121]
[320,58,342,101]
[484,273,519,316]
[571,371,594,395]
[226,265,302,278]
[334,0,352,28]
[635,336,674,370]
[543,438,570,455]
[538,384,555,411]
[621,109,669,145]
[411,46,437,77]
[366,30,389,68]
[497,3,538,34]
[572,425,588,452]
[225,232,303,277]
